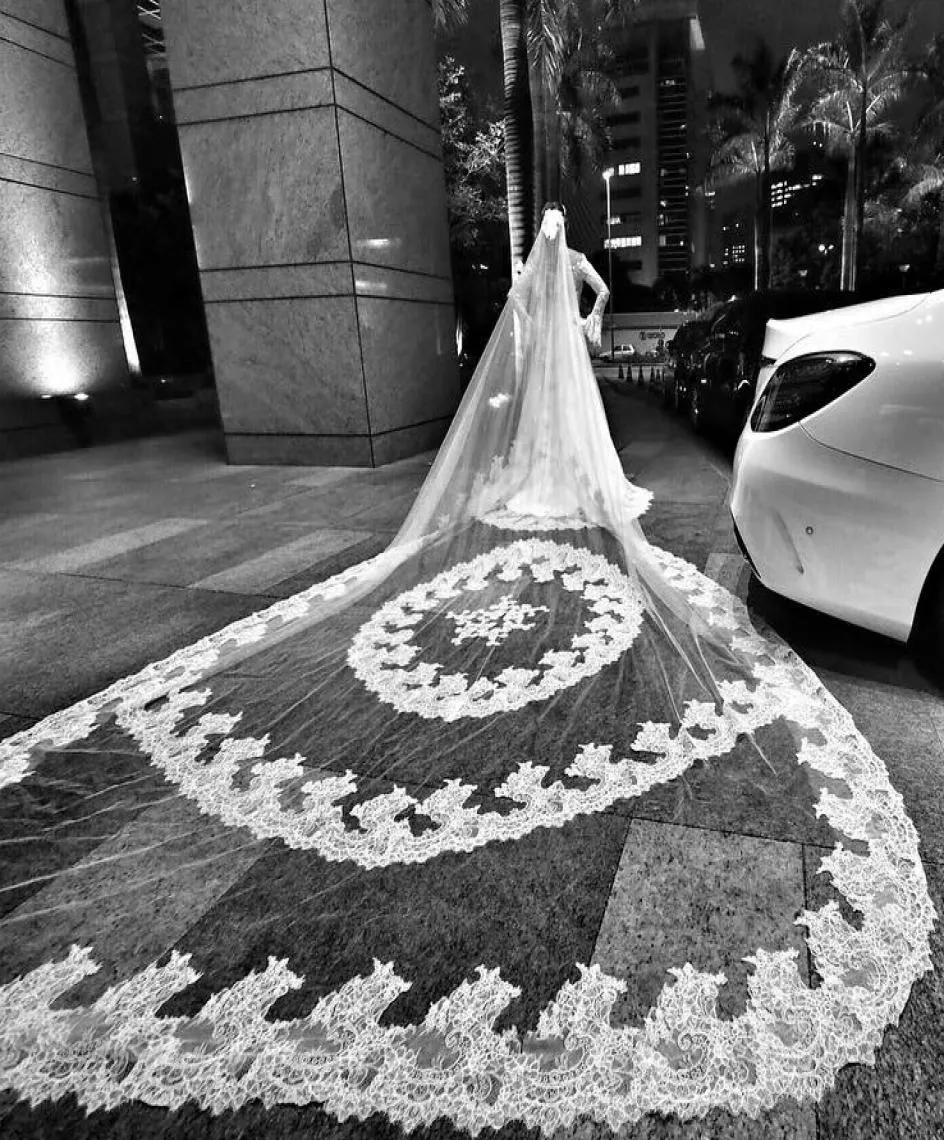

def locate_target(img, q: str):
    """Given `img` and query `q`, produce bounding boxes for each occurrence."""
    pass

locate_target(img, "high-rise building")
[581,0,708,288]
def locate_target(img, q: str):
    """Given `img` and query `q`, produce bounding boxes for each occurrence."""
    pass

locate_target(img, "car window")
[712,309,744,337]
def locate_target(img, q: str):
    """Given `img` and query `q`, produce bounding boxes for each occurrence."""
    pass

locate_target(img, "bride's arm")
[577,256,610,351]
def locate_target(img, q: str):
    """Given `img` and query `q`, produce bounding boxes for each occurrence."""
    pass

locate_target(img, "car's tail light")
[750,351,875,433]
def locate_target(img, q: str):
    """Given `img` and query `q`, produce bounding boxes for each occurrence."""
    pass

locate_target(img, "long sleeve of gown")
[576,255,609,352]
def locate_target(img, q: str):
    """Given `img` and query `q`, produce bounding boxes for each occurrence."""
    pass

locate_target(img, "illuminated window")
[617,161,641,176]
[605,235,643,249]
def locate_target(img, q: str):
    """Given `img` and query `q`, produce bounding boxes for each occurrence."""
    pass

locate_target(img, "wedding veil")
[0,209,934,1134]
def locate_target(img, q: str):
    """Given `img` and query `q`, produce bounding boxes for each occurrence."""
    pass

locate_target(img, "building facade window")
[617,161,641,176]
[605,235,643,249]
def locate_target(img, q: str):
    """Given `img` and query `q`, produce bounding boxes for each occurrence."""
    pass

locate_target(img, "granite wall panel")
[204,295,368,436]
[160,0,330,92]
[177,106,347,270]
[0,4,127,411]
[161,0,458,466]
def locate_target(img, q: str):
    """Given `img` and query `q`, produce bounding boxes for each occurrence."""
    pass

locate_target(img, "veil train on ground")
[0,209,935,1135]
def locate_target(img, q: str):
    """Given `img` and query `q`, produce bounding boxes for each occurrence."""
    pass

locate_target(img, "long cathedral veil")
[0,211,935,1134]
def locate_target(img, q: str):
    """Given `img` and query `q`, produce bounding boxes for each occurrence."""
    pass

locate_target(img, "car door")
[703,305,746,420]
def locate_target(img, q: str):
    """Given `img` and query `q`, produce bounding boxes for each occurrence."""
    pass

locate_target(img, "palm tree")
[433,0,534,265]
[434,0,633,262]
[528,0,625,225]
[500,0,535,262]
[707,40,801,291]
[790,0,911,291]
[900,36,944,276]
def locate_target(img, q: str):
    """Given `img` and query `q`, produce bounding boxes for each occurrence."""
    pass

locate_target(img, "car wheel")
[688,385,703,433]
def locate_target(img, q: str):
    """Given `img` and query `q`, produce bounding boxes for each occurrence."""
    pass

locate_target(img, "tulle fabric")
[0,212,935,1135]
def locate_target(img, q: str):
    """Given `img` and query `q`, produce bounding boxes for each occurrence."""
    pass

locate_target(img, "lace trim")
[448,595,549,647]
[0,544,412,793]
[0,769,934,1133]
[0,545,936,1129]
[348,541,642,722]
[480,506,591,532]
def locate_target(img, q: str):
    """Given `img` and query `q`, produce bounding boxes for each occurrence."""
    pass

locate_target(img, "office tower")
[579,0,707,290]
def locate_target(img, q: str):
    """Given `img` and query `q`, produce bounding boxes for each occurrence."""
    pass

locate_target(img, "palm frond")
[903,165,944,208]
[432,0,470,32]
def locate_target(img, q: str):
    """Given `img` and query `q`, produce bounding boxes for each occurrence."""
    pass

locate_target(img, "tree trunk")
[852,87,868,293]
[529,58,547,233]
[840,153,857,291]
[546,109,561,202]
[758,138,772,290]
[500,0,533,266]
[752,172,764,291]
[936,194,944,278]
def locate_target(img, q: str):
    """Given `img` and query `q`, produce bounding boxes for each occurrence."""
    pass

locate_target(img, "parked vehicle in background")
[610,343,636,362]
[686,291,864,440]
[731,289,944,648]
[664,303,724,410]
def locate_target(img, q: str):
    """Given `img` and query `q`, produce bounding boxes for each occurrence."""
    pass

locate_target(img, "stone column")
[0,0,127,457]
[161,0,460,466]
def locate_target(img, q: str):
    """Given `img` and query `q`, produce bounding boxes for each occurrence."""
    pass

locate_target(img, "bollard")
[649,367,655,385]
[618,364,624,380]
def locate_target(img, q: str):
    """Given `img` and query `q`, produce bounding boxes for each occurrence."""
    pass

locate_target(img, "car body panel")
[756,292,932,399]
[732,288,944,641]
[732,425,942,641]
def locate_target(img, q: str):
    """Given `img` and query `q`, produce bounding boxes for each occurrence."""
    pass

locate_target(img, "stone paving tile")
[161,812,632,1038]
[807,846,944,1140]
[0,712,32,739]
[558,1103,816,1139]
[268,533,390,596]
[6,518,207,574]
[191,528,376,594]
[816,670,944,868]
[0,568,260,719]
[237,484,420,533]
[591,818,809,1027]
[615,720,836,849]
[81,518,373,592]
[0,507,191,565]
[641,502,720,568]
[0,793,267,1001]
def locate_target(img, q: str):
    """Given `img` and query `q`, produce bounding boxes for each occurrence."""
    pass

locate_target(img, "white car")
[731,290,944,645]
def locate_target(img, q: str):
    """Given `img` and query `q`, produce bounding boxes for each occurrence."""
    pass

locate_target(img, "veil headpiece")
[540,208,566,240]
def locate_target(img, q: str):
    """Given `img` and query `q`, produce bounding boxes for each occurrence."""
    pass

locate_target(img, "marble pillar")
[0,0,127,453]
[160,0,460,466]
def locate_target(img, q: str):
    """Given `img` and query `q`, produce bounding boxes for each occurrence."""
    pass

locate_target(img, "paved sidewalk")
[0,388,941,1139]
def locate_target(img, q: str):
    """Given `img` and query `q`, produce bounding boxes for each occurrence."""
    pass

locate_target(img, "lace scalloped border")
[0,540,936,1131]
[347,540,644,721]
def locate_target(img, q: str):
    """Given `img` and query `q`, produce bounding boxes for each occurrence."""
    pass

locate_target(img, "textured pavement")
[0,387,941,1139]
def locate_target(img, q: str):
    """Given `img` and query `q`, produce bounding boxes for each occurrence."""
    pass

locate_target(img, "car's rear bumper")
[731,425,941,642]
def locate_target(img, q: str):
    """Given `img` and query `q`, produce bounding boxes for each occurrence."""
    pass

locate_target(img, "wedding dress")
[0,212,934,1137]
[501,216,622,525]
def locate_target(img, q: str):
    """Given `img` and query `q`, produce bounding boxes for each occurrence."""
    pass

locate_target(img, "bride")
[0,198,934,1136]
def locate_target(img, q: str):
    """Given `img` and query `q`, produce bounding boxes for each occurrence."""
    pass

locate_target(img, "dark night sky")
[445,0,944,99]
[700,0,944,88]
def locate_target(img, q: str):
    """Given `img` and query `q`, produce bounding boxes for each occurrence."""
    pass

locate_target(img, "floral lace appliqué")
[448,596,550,647]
